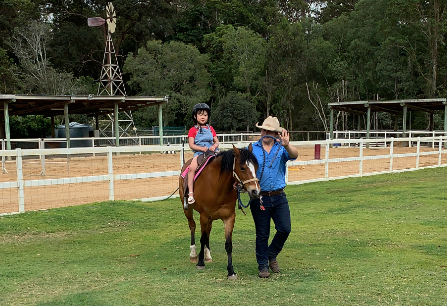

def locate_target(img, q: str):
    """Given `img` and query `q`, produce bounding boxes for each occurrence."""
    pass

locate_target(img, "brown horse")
[179,144,260,279]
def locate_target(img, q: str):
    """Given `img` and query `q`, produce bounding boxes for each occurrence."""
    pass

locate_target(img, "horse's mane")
[217,147,259,173]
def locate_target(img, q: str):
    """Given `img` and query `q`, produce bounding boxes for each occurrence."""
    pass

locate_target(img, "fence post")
[180,140,185,168]
[325,139,329,179]
[39,139,46,176]
[433,131,436,149]
[438,137,442,166]
[416,137,420,169]
[359,138,364,176]
[2,139,6,173]
[16,148,25,213]
[108,147,114,201]
[389,138,394,172]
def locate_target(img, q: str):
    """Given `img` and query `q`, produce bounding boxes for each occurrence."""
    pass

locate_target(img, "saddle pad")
[181,154,215,181]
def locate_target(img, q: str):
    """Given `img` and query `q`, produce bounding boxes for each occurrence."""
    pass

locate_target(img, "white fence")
[1,136,447,215]
[0,132,260,150]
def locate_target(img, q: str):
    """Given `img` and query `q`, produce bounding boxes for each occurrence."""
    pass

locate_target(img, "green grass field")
[1,168,447,305]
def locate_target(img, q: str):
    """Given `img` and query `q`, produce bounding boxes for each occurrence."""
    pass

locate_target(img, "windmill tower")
[88,2,137,138]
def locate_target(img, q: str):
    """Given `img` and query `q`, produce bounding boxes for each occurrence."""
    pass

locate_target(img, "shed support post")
[402,105,407,138]
[158,104,164,145]
[114,102,119,147]
[4,101,11,151]
[329,108,334,140]
[64,103,70,148]
[366,106,371,148]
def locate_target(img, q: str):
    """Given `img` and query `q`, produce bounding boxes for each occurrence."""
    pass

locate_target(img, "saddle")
[181,150,217,200]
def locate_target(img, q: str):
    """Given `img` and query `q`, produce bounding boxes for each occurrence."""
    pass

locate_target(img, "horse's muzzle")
[247,188,260,199]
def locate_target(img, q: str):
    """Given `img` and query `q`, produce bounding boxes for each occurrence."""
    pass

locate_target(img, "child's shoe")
[188,192,195,204]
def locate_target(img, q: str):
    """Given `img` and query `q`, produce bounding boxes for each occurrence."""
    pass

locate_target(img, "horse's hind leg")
[205,222,212,262]
[196,214,210,270]
[184,207,197,263]
[224,214,237,280]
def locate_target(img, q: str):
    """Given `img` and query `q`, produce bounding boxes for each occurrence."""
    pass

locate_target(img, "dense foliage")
[2,0,447,135]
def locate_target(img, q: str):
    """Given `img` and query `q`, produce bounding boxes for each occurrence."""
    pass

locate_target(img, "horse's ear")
[233,145,240,156]
[248,143,253,152]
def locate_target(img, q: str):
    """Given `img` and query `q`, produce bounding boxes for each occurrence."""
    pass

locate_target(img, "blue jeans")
[250,193,291,272]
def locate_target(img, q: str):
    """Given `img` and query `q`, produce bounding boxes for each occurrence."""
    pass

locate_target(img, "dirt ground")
[1,145,444,214]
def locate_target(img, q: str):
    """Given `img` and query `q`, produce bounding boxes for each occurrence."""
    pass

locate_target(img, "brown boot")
[269,260,280,273]
[258,270,270,278]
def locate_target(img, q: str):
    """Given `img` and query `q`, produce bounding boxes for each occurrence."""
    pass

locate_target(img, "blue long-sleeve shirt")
[251,140,297,192]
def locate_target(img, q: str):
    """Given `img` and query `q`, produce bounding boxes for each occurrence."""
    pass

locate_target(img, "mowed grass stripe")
[1,167,447,305]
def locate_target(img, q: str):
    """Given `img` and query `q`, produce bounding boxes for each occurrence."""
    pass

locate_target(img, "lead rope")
[257,135,282,210]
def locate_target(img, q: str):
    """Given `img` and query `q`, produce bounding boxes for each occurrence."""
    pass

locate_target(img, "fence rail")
[1,136,447,215]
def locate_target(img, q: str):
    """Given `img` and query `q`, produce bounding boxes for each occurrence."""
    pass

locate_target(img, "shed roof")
[0,94,168,117]
[328,98,447,115]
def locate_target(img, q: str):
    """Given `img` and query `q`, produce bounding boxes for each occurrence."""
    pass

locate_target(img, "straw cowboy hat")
[255,116,284,132]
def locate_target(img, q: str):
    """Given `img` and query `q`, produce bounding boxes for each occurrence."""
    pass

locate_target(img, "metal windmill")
[88,2,137,138]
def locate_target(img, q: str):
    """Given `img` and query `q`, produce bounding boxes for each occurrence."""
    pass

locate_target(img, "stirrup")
[188,192,195,204]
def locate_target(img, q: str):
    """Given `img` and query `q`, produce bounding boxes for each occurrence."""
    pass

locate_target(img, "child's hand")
[209,144,216,151]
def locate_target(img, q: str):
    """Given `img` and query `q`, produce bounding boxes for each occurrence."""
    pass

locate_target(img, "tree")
[265,19,305,130]
[10,115,51,138]
[0,0,39,51]
[10,20,94,95]
[386,0,447,98]
[0,47,18,93]
[317,0,360,23]
[124,40,211,127]
[212,91,259,131]
[222,26,267,95]
[203,24,266,126]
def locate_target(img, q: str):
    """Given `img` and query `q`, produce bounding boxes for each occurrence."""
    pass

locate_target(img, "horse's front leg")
[184,206,197,263]
[196,214,209,270]
[224,214,237,280]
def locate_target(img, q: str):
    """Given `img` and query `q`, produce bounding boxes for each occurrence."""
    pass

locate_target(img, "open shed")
[328,98,447,139]
[0,94,169,149]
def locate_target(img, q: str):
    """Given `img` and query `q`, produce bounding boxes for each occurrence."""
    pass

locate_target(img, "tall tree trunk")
[266,70,271,117]
[431,0,440,97]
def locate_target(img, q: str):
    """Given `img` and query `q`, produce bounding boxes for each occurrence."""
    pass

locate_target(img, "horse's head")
[232,144,260,199]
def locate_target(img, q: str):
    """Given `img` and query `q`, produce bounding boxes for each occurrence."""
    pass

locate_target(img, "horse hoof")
[205,258,212,263]
[196,265,205,270]
[190,257,198,263]
[227,274,237,280]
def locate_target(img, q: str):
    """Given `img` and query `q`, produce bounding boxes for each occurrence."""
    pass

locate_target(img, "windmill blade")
[106,2,117,33]
[107,19,116,33]
[88,17,105,27]
[106,2,115,18]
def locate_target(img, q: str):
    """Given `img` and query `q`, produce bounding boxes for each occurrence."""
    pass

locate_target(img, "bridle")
[233,155,259,211]
[232,156,259,189]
